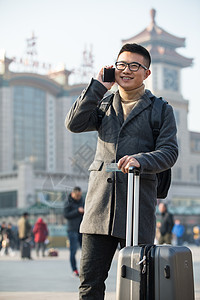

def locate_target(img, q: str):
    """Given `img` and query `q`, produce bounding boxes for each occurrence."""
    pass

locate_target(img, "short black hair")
[72,186,81,192]
[117,43,151,68]
[23,212,29,217]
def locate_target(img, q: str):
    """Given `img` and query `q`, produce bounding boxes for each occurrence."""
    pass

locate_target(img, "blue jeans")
[68,231,82,271]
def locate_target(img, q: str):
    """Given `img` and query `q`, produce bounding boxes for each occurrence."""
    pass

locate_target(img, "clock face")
[163,68,178,91]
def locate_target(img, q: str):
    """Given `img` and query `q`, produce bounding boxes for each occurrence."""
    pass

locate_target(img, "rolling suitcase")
[116,167,195,300]
[21,239,31,258]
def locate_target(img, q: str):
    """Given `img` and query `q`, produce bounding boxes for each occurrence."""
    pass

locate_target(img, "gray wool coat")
[65,79,178,244]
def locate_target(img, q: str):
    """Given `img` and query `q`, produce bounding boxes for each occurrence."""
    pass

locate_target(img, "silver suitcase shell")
[116,167,194,300]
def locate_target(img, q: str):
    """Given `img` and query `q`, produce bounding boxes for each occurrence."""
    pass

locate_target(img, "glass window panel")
[13,86,46,170]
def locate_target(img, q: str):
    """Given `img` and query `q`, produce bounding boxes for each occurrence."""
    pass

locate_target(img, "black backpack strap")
[97,95,114,127]
[150,96,171,199]
[150,96,168,143]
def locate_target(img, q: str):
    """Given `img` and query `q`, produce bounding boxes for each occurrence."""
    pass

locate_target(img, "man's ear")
[144,69,151,79]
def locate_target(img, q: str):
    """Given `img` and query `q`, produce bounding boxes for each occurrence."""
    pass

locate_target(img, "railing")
[0,206,64,217]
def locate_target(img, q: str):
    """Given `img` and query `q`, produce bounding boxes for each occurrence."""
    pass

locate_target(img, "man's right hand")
[96,66,115,90]
[78,207,84,214]
[118,155,140,174]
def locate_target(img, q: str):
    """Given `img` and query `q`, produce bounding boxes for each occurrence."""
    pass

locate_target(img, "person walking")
[6,223,15,250]
[172,219,185,246]
[0,221,7,250]
[193,225,200,246]
[18,212,32,259]
[65,43,178,299]
[0,223,15,257]
[64,187,84,277]
[33,217,49,257]
[158,203,174,244]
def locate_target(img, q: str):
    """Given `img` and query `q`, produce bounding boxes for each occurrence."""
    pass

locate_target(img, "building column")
[17,161,35,208]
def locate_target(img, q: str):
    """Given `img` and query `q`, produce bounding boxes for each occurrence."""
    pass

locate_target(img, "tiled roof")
[122,9,193,68]
[122,9,186,48]
[147,45,193,67]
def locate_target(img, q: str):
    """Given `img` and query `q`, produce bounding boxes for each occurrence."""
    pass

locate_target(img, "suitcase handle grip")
[128,166,140,174]
[126,167,140,247]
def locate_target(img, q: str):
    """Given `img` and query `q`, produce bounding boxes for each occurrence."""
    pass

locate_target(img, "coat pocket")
[88,160,104,171]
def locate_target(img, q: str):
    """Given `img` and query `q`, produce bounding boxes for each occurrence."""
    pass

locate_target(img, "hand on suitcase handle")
[117,155,140,174]
[128,166,140,175]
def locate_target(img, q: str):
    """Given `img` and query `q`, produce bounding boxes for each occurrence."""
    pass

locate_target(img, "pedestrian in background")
[193,225,200,246]
[0,223,15,257]
[0,221,7,250]
[154,221,161,244]
[172,219,185,246]
[6,223,15,250]
[18,212,32,259]
[158,203,174,244]
[1,223,15,256]
[64,186,84,277]
[33,217,49,257]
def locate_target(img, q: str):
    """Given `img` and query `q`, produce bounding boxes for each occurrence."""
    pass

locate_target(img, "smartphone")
[102,68,115,82]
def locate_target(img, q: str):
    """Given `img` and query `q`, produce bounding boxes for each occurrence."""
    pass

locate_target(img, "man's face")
[71,191,82,201]
[115,51,151,91]
[159,203,166,213]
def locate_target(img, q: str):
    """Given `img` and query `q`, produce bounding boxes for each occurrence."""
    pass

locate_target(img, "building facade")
[0,9,200,229]
[0,55,96,223]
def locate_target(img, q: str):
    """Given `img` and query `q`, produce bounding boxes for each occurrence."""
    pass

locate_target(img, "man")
[193,225,200,246]
[6,223,15,250]
[18,212,32,259]
[172,219,185,246]
[0,221,6,250]
[158,202,174,244]
[0,223,15,256]
[65,43,178,299]
[64,186,84,277]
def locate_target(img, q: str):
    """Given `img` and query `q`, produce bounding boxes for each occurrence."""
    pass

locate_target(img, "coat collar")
[112,89,154,127]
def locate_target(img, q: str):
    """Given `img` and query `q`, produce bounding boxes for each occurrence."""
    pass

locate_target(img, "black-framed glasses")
[115,61,148,72]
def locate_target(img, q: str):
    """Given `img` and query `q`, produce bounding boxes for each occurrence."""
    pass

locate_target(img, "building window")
[163,68,178,91]
[13,86,46,170]
[195,140,200,152]
[0,191,17,208]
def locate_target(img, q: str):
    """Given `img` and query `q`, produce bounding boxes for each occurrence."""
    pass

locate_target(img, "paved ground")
[0,244,199,300]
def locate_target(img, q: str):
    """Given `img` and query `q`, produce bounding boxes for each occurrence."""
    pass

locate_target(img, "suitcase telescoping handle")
[126,166,140,247]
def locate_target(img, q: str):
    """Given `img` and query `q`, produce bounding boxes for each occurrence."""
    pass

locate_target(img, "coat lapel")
[112,91,124,125]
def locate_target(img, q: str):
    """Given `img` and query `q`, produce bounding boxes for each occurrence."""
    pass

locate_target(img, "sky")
[0,0,200,132]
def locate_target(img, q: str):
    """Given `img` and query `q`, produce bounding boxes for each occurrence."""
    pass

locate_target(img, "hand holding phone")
[102,68,115,82]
